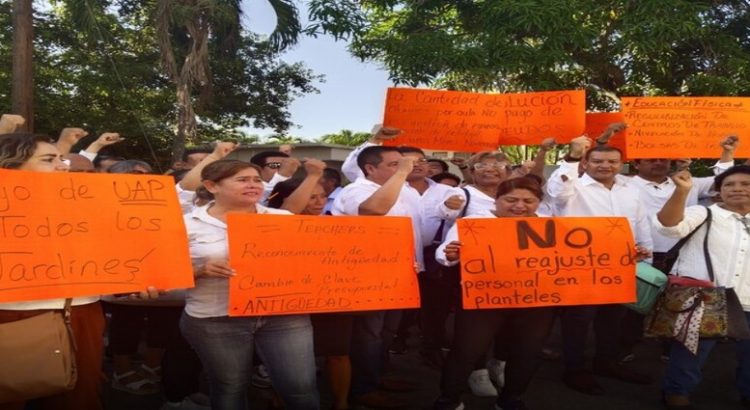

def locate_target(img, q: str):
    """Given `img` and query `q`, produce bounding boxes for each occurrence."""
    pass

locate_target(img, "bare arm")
[179,142,238,191]
[55,128,88,155]
[280,159,327,213]
[656,170,693,227]
[358,157,414,215]
[529,137,555,178]
[0,114,25,134]
[449,157,473,184]
[719,135,738,164]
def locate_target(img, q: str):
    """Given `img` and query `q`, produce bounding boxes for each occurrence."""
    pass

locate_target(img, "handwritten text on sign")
[622,96,750,158]
[585,112,628,160]
[227,215,419,316]
[0,170,194,302]
[457,217,637,309]
[383,88,586,151]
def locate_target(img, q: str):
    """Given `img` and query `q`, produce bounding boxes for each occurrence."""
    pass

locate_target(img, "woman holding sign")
[180,159,319,410]
[0,134,160,410]
[0,134,102,410]
[433,177,557,410]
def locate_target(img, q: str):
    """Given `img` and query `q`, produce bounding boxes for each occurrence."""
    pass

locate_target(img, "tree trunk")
[11,0,33,132]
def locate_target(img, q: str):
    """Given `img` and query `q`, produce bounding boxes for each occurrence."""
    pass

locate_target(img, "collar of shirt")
[712,203,750,220]
[405,177,438,194]
[327,186,343,200]
[632,175,671,189]
[578,173,631,188]
[188,202,278,229]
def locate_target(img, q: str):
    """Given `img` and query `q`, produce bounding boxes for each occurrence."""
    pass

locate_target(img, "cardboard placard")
[383,88,586,151]
[585,112,628,160]
[0,170,194,302]
[227,214,419,316]
[622,96,750,158]
[457,217,636,309]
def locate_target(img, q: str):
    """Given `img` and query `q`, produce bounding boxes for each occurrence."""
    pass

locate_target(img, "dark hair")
[107,159,153,174]
[496,176,544,200]
[93,154,126,169]
[170,169,190,183]
[321,167,342,186]
[196,159,262,202]
[267,178,305,209]
[427,158,449,172]
[431,172,461,186]
[249,151,289,167]
[181,146,213,162]
[584,145,623,161]
[397,146,425,156]
[0,133,54,169]
[356,145,401,175]
[714,165,750,190]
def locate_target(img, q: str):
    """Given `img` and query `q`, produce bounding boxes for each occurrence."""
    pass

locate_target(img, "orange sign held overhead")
[227,215,419,316]
[0,170,194,302]
[622,96,750,158]
[585,112,628,160]
[457,217,636,309]
[383,88,586,152]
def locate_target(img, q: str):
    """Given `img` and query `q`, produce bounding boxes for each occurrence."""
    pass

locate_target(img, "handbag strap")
[703,208,714,283]
[664,207,711,264]
[459,187,471,218]
[432,187,471,244]
[62,298,78,351]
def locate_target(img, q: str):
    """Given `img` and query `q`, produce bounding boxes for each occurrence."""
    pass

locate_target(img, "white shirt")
[411,179,461,245]
[184,203,291,318]
[630,161,732,252]
[331,177,424,267]
[653,204,750,310]
[443,185,496,217]
[545,161,652,250]
[341,141,376,183]
[435,211,496,267]
[263,172,290,204]
[323,186,343,215]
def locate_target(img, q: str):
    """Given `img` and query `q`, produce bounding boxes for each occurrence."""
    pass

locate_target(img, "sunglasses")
[264,162,282,169]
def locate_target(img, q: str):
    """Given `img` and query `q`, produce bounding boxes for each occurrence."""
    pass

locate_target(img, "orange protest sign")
[585,112,628,160]
[227,215,419,316]
[383,88,586,151]
[457,217,636,309]
[622,96,750,158]
[0,170,194,302]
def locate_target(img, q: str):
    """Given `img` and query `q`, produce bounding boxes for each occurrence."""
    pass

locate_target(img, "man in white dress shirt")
[546,141,653,395]
[331,145,417,408]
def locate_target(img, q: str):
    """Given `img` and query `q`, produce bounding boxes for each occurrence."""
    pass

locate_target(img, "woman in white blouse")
[433,177,557,410]
[656,165,750,409]
[180,159,318,410]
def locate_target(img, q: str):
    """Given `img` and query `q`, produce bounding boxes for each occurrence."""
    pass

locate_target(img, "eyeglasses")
[264,162,282,169]
[473,162,508,170]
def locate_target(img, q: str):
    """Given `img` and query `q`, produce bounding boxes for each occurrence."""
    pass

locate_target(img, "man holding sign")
[332,145,420,408]
[545,141,653,394]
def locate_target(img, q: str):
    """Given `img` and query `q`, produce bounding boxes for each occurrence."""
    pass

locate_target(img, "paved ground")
[103,325,743,410]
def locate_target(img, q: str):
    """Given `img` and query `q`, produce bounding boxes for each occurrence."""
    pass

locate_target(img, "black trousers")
[561,304,627,370]
[440,307,556,402]
[418,271,461,350]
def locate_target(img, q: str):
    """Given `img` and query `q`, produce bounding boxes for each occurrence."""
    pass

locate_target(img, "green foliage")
[0,0,320,169]
[317,129,371,146]
[308,0,750,106]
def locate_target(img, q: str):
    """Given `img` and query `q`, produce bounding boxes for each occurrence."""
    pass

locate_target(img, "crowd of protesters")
[1,112,750,410]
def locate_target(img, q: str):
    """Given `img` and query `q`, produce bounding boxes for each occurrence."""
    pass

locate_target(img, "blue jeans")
[663,311,750,398]
[180,313,319,410]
